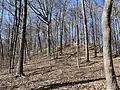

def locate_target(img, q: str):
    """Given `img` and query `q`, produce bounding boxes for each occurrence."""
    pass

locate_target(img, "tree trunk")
[115,17,120,54]
[93,11,98,56]
[89,1,98,58]
[60,10,64,55]
[81,0,89,62]
[0,0,4,65]
[71,18,74,46]
[37,29,42,53]
[12,0,22,69]
[102,0,119,90]
[76,0,80,68]
[17,0,27,76]
[47,22,51,56]
[0,32,4,64]
[113,18,118,54]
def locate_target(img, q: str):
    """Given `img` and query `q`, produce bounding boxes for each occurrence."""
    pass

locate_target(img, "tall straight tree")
[0,0,4,63]
[102,0,119,90]
[81,0,89,62]
[17,0,27,76]
[9,0,18,73]
[59,0,68,55]
[60,5,64,55]
[76,0,80,68]
[88,0,97,57]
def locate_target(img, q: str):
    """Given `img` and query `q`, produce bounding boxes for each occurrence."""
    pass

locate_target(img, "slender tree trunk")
[90,10,97,57]
[71,18,74,46]
[115,17,120,54]
[47,22,51,56]
[17,0,27,76]
[12,0,22,69]
[89,1,97,57]
[9,0,18,73]
[68,22,71,45]
[37,29,42,53]
[0,32,4,63]
[64,25,67,47]
[76,0,80,68]
[0,0,4,63]
[102,0,119,90]
[113,18,118,54]
[9,28,14,73]
[60,10,65,55]
[97,17,102,53]
[93,11,98,57]
[55,14,59,58]
[25,39,30,61]
[81,0,89,62]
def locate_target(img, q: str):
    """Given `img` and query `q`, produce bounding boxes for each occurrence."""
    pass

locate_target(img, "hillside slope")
[0,45,120,90]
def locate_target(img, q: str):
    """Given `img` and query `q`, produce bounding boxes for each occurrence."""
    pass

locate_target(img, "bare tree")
[75,0,80,68]
[81,0,89,62]
[88,0,97,57]
[17,0,27,76]
[28,0,54,56]
[0,0,4,64]
[102,0,119,90]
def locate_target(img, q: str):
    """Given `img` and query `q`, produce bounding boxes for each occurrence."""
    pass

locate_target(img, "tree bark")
[76,0,80,68]
[81,0,89,62]
[0,0,4,64]
[17,0,27,76]
[60,9,65,55]
[88,0,97,57]
[102,0,119,90]
[37,30,42,53]
[47,22,51,56]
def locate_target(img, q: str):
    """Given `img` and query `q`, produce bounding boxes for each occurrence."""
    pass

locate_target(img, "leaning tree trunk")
[17,0,27,76]
[102,0,119,90]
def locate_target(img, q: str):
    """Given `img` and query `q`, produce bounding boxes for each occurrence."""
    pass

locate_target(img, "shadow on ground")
[31,75,120,90]
[31,77,105,90]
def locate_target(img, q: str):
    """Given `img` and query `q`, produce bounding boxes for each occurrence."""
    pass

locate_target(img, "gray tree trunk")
[47,22,51,56]
[102,0,119,90]
[17,0,27,76]
[0,0,4,65]
[76,0,80,68]
[81,0,89,62]
[60,9,65,55]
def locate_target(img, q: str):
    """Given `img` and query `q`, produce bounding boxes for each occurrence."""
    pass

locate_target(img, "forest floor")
[0,45,120,90]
